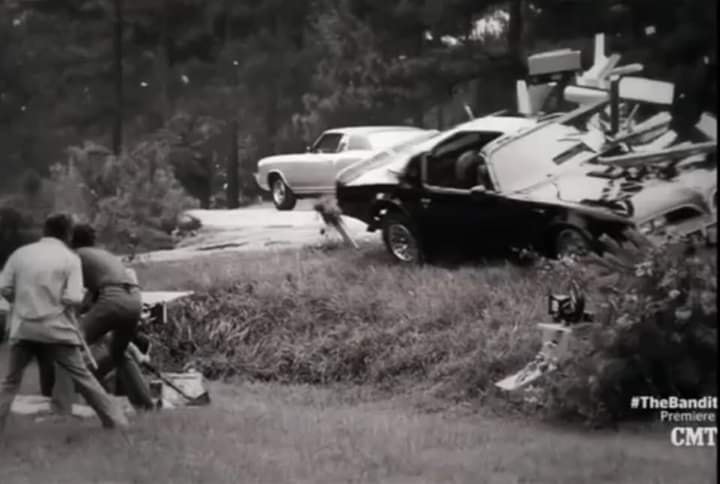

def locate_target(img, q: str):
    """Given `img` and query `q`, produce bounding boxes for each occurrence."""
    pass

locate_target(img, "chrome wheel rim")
[556,230,589,256]
[388,224,418,262]
[272,180,286,205]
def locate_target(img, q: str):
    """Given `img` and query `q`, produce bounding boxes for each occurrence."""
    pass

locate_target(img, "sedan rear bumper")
[254,172,268,192]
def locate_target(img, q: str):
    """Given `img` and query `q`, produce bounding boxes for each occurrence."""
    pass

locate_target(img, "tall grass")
[134,246,560,404]
[134,241,717,423]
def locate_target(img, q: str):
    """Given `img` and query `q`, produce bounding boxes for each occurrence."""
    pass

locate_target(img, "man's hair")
[71,223,97,249]
[43,213,75,242]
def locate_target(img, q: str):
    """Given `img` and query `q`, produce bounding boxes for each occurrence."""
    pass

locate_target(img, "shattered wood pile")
[517,33,716,245]
[519,32,717,154]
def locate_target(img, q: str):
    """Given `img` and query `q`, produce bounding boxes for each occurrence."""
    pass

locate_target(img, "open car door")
[418,131,525,252]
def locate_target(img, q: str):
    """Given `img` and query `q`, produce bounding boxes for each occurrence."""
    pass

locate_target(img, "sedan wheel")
[554,227,592,258]
[382,214,422,264]
[271,177,296,211]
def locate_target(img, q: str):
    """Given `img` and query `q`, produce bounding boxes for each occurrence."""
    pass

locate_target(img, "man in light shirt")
[0,213,128,433]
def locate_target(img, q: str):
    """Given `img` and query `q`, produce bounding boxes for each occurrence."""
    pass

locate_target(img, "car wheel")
[382,213,423,264]
[553,226,592,258]
[271,176,296,211]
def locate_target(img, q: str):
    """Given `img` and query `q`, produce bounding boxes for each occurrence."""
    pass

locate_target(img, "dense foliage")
[537,241,717,425]
[0,137,198,253]
[1,0,716,207]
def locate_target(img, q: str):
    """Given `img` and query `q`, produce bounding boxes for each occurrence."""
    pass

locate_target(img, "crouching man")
[74,225,154,409]
[0,214,128,434]
[50,224,154,411]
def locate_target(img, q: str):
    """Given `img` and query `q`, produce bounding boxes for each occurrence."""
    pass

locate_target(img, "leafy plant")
[535,232,717,425]
[48,139,198,252]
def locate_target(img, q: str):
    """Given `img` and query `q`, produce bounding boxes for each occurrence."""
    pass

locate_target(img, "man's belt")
[98,282,141,293]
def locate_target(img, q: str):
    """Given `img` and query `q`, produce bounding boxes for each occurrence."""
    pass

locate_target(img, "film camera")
[547,283,594,324]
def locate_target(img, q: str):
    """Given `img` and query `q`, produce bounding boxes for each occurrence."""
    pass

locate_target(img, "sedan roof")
[325,126,422,135]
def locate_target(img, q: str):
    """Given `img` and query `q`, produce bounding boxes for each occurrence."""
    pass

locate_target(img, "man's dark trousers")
[82,285,142,379]
[51,285,145,411]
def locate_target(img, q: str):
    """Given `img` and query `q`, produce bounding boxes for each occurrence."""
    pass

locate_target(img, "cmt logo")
[670,427,717,447]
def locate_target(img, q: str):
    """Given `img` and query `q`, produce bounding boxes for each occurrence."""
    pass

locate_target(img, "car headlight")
[639,217,667,234]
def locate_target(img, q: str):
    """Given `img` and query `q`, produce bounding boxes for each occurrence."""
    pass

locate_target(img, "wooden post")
[333,219,359,249]
[226,120,240,209]
[159,0,170,122]
[609,75,620,136]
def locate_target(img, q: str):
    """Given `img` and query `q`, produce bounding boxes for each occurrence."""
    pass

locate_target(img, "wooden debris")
[313,198,359,249]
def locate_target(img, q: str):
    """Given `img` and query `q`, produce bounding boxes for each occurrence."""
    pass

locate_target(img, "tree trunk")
[226,119,240,209]
[200,156,212,209]
[112,0,124,155]
[158,0,171,123]
[507,0,526,65]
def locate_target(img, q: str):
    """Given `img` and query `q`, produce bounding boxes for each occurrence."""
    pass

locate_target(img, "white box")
[528,49,582,76]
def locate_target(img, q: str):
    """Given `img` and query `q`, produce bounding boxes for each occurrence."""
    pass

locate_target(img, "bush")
[535,241,717,425]
[49,140,199,252]
[0,206,39,267]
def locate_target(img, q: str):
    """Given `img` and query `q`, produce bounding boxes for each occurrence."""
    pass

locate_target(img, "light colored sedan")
[255,126,432,210]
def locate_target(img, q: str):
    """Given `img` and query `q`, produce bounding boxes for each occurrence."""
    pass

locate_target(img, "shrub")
[0,206,39,267]
[534,240,717,425]
[48,140,199,252]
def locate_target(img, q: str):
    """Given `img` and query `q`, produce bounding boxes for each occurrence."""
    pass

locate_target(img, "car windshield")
[336,130,440,184]
[488,122,597,193]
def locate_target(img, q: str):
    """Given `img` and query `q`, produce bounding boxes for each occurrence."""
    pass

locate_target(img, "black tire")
[270,175,296,211]
[552,226,593,258]
[381,212,424,264]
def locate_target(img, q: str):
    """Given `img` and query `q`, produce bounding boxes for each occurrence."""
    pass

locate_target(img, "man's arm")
[0,254,16,303]
[62,254,85,307]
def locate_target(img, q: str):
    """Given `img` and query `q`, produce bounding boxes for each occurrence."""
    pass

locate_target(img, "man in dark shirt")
[50,223,154,411]
[72,224,143,380]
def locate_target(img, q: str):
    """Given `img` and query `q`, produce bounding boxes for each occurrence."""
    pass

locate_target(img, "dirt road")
[137,200,377,263]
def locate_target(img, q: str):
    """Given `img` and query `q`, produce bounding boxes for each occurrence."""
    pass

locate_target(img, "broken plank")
[596,141,716,168]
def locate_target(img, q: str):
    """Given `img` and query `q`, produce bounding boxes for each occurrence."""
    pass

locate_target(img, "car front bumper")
[643,217,717,247]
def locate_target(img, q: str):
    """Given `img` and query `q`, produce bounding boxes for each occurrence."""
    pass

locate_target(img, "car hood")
[519,167,709,223]
[259,151,374,167]
[258,153,303,166]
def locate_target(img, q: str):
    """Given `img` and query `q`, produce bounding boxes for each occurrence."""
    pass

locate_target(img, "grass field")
[0,243,717,483]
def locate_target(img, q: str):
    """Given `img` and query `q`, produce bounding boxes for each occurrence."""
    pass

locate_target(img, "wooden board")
[141,291,194,306]
[596,141,716,168]
[495,323,574,392]
[495,358,556,391]
[2,292,193,313]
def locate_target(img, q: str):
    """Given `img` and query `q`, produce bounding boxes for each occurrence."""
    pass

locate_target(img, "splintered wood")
[314,198,359,249]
